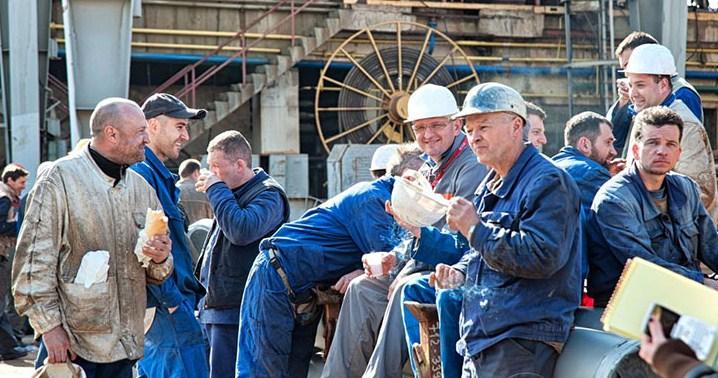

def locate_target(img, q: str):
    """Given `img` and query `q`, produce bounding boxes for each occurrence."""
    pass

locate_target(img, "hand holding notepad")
[601,257,718,366]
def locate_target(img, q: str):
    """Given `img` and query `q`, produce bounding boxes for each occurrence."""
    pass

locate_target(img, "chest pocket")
[476,210,520,288]
[480,211,520,234]
[679,223,700,263]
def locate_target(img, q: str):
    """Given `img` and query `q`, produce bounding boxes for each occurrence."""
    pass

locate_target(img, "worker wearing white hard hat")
[406,81,582,377]
[608,32,702,155]
[323,83,487,378]
[369,144,399,178]
[622,43,718,222]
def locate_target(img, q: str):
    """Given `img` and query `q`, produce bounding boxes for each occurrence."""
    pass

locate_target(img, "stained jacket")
[586,163,718,306]
[12,147,173,363]
[177,178,213,225]
[0,182,19,257]
[608,75,703,153]
[416,146,582,358]
[553,146,612,278]
[131,147,206,310]
[624,95,718,222]
[261,176,402,291]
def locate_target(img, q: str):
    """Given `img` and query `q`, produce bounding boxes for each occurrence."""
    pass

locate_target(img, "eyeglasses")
[411,122,451,134]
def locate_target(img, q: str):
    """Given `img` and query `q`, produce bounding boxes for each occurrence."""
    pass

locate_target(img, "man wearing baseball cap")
[131,93,209,378]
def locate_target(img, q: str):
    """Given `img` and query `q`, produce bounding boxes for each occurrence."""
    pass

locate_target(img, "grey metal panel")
[269,153,309,198]
[62,0,134,143]
[326,144,380,199]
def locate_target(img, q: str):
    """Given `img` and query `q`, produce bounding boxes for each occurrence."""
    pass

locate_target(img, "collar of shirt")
[628,93,676,117]
[476,144,537,199]
[143,146,178,183]
[554,145,611,174]
[88,145,128,186]
[625,161,688,222]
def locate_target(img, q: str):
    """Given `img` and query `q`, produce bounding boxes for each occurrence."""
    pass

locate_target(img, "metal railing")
[148,0,317,107]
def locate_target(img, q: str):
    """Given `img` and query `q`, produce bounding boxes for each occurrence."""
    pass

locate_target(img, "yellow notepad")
[601,257,718,365]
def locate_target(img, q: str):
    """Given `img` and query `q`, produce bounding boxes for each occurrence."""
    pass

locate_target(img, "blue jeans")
[401,275,463,378]
[205,323,238,378]
[138,303,208,378]
[236,253,320,378]
[35,341,135,378]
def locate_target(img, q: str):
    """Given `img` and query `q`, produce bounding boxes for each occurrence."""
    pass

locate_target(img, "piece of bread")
[145,208,168,237]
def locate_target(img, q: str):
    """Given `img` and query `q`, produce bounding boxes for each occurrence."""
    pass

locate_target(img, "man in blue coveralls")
[405,82,582,377]
[195,130,290,378]
[131,93,209,377]
[236,144,425,378]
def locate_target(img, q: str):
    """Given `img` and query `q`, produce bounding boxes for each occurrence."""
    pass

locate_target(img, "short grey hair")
[207,130,252,167]
[89,97,141,136]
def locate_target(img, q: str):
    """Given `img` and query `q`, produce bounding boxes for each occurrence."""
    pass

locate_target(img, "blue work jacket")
[131,147,205,309]
[586,163,718,306]
[553,146,612,279]
[425,145,582,358]
[260,176,402,291]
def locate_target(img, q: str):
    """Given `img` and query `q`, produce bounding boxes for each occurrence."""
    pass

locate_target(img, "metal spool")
[315,21,480,153]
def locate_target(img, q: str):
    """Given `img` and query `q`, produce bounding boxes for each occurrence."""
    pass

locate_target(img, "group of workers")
[1,28,716,378]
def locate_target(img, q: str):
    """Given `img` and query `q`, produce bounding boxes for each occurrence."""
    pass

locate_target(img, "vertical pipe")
[0,22,9,163]
[62,0,80,147]
[291,0,295,47]
[598,0,608,111]
[563,0,574,116]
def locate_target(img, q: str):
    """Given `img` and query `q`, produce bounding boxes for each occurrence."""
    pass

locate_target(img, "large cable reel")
[315,21,480,153]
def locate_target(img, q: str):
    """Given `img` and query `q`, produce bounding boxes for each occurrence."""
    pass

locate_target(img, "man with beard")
[131,93,209,377]
[13,98,173,377]
[553,112,623,278]
[586,107,718,307]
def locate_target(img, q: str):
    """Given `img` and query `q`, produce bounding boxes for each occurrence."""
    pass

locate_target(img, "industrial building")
[1,0,716,203]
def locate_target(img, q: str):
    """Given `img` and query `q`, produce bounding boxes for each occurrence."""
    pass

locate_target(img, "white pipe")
[62,0,81,147]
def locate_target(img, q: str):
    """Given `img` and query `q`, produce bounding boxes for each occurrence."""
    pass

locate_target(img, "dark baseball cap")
[141,93,207,120]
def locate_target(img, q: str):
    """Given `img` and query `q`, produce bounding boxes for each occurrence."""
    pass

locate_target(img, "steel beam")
[628,0,687,77]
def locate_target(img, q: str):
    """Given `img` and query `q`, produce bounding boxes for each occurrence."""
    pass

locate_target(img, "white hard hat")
[390,171,449,227]
[452,82,527,120]
[623,44,677,76]
[404,84,459,123]
[370,144,400,171]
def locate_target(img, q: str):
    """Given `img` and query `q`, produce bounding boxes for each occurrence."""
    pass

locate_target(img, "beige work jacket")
[12,147,173,363]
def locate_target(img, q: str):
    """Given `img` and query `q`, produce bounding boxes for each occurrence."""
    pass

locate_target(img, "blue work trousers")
[461,338,558,377]
[236,253,320,378]
[137,303,209,378]
[205,323,238,378]
[401,275,463,378]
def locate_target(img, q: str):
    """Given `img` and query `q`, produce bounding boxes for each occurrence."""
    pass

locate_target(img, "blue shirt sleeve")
[207,182,285,246]
[0,198,17,236]
[675,87,703,121]
[593,192,704,283]
[410,226,470,266]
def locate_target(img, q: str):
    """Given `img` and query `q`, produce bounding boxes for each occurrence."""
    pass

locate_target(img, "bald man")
[13,98,173,377]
